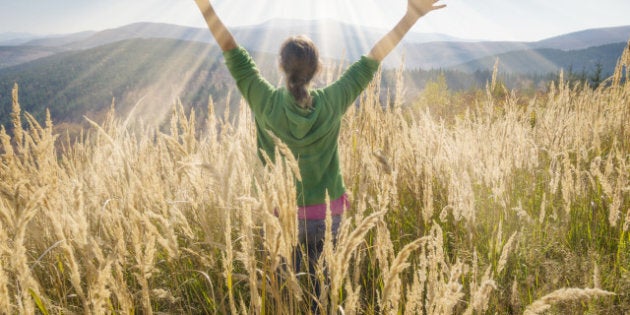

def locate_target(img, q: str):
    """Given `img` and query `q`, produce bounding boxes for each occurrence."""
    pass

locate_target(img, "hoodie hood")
[282,88,320,140]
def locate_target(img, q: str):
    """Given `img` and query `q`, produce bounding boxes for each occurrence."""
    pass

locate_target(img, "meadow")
[0,44,629,314]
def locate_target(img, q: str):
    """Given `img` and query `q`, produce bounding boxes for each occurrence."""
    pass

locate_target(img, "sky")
[0,0,628,42]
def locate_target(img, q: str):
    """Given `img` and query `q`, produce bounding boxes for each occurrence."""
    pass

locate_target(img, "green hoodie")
[224,46,380,206]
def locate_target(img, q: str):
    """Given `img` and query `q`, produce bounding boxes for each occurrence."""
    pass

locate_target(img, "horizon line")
[2,19,630,44]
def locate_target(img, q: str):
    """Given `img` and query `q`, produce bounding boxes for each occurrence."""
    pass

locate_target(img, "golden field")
[1,45,629,314]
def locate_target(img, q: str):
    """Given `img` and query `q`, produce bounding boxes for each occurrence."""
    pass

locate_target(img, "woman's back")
[224,47,380,207]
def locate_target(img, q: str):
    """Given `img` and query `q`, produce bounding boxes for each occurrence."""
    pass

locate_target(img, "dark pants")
[294,215,342,313]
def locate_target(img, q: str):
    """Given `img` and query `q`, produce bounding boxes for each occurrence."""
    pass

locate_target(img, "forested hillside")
[0,37,493,132]
[0,45,65,69]
[0,39,245,130]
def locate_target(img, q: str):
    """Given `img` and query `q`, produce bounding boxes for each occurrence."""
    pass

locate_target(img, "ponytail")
[280,36,320,108]
[287,74,312,107]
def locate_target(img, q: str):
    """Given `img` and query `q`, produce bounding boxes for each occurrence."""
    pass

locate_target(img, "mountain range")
[0,20,628,131]
[3,21,629,70]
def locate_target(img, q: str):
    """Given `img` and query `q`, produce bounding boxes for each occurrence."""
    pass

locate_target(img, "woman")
[193,0,445,305]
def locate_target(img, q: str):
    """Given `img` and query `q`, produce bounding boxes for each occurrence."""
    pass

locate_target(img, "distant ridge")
[532,25,630,50]
[400,25,629,69]
[2,21,627,70]
[451,42,626,76]
[0,32,41,45]
[21,31,97,47]
[0,21,628,72]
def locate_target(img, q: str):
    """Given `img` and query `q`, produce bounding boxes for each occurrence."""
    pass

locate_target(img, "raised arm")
[194,0,238,51]
[367,0,446,62]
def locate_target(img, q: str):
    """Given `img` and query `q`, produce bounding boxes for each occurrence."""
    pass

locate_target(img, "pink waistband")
[297,193,349,220]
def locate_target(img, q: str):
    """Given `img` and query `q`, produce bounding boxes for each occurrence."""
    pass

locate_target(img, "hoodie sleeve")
[322,56,380,116]
[223,46,275,117]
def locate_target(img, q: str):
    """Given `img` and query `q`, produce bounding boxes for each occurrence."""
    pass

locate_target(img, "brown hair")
[280,36,320,108]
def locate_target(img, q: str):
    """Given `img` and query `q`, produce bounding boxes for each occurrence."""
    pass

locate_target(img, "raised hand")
[408,0,447,18]
[367,0,446,61]
[193,0,237,51]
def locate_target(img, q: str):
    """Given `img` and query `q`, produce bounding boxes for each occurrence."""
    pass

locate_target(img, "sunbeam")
[2,0,629,132]
[1,1,630,314]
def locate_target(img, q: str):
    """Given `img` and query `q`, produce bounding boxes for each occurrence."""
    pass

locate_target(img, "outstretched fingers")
[433,4,447,11]
[408,0,447,18]
[432,0,447,11]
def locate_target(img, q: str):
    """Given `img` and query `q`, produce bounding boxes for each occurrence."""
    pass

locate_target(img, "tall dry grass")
[0,43,629,314]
